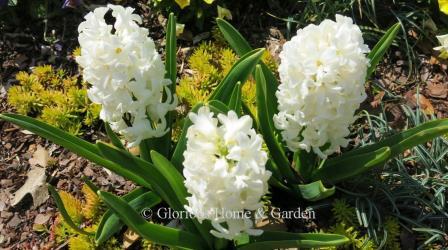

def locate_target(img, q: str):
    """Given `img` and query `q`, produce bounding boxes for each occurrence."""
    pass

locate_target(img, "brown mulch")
[0,93,137,249]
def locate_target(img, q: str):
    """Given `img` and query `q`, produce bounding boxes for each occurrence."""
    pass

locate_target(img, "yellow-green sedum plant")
[177,40,276,117]
[53,184,120,250]
[2,4,447,250]
[7,65,100,135]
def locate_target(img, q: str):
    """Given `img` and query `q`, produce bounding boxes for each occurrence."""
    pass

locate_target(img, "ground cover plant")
[1,0,448,249]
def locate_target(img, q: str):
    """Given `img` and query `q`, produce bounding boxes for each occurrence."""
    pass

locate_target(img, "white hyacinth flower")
[273,15,370,158]
[76,4,177,147]
[434,34,448,59]
[183,106,271,240]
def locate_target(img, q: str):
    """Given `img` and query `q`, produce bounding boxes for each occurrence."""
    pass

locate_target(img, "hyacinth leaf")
[48,185,92,236]
[104,122,125,150]
[140,13,178,160]
[316,119,448,182]
[255,66,298,184]
[237,231,349,249]
[293,150,317,182]
[171,102,203,170]
[208,99,231,114]
[96,187,148,244]
[171,100,230,170]
[216,18,279,129]
[297,180,335,201]
[312,147,391,183]
[98,191,207,250]
[96,142,180,211]
[228,81,242,114]
[209,48,265,104]
[150,150,215,247]
[0,114,150,188]
[95,189,161,244]
[150,150,188,204]
[367,22,400,79]
[216,18,251,56]
[165,13,177,90]
[96,142,211,245]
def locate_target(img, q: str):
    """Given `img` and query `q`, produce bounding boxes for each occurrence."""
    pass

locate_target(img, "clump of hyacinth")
[183,106,271,240]
[434,34,448,59]
[76,4,177,147]
[273,15,370,158]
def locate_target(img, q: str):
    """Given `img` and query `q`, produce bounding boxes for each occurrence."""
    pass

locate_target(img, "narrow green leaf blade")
[367,23,400,78]
[313,147,391,183]
[209,48,265,104]
[95,190,161,244]
[171,103,203,169]
[150,151,214,247]
[216,18,252,56]
[293,150,316,182]
[98,191,206,249]
[166,12,177,88]
[325,119,448,172]
[298,180,335,201]
[150,150,188,204]
[255,66,297,183]
[238,232,349,249]
[48,185,92,236]
[96,142,177,208]
[216,18,280,130]
[96,142,209,245]
[228,81,242,114]
[139,13,178,159]
[0,114,149,188]
[104,122,125,150]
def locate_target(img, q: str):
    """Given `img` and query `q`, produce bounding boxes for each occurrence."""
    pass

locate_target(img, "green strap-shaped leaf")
[96,142,211,246]
[0,114,150,188]
[255,66,298,183]
[320,119,448,183]
[96,142,178,211]
[165,13,177,88]
[216,18,252,56]
[228,81,242,114]
[298,180,335,201]
[171,103,203,169]
[98,190,207,250]
[139,13,178,159]
[216,18,279,132]
[209,48,265,104]
[151,151,214,247]
[95,189,161,244]
[293,150,317,182]
[208,100,231,114]
[312,147,391,183]
[367,23,400,78]
[150,151,188,204]
[237,231,349,249]
[104,122,125,150]
[171,100,230,170]
[48,185,92,236]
